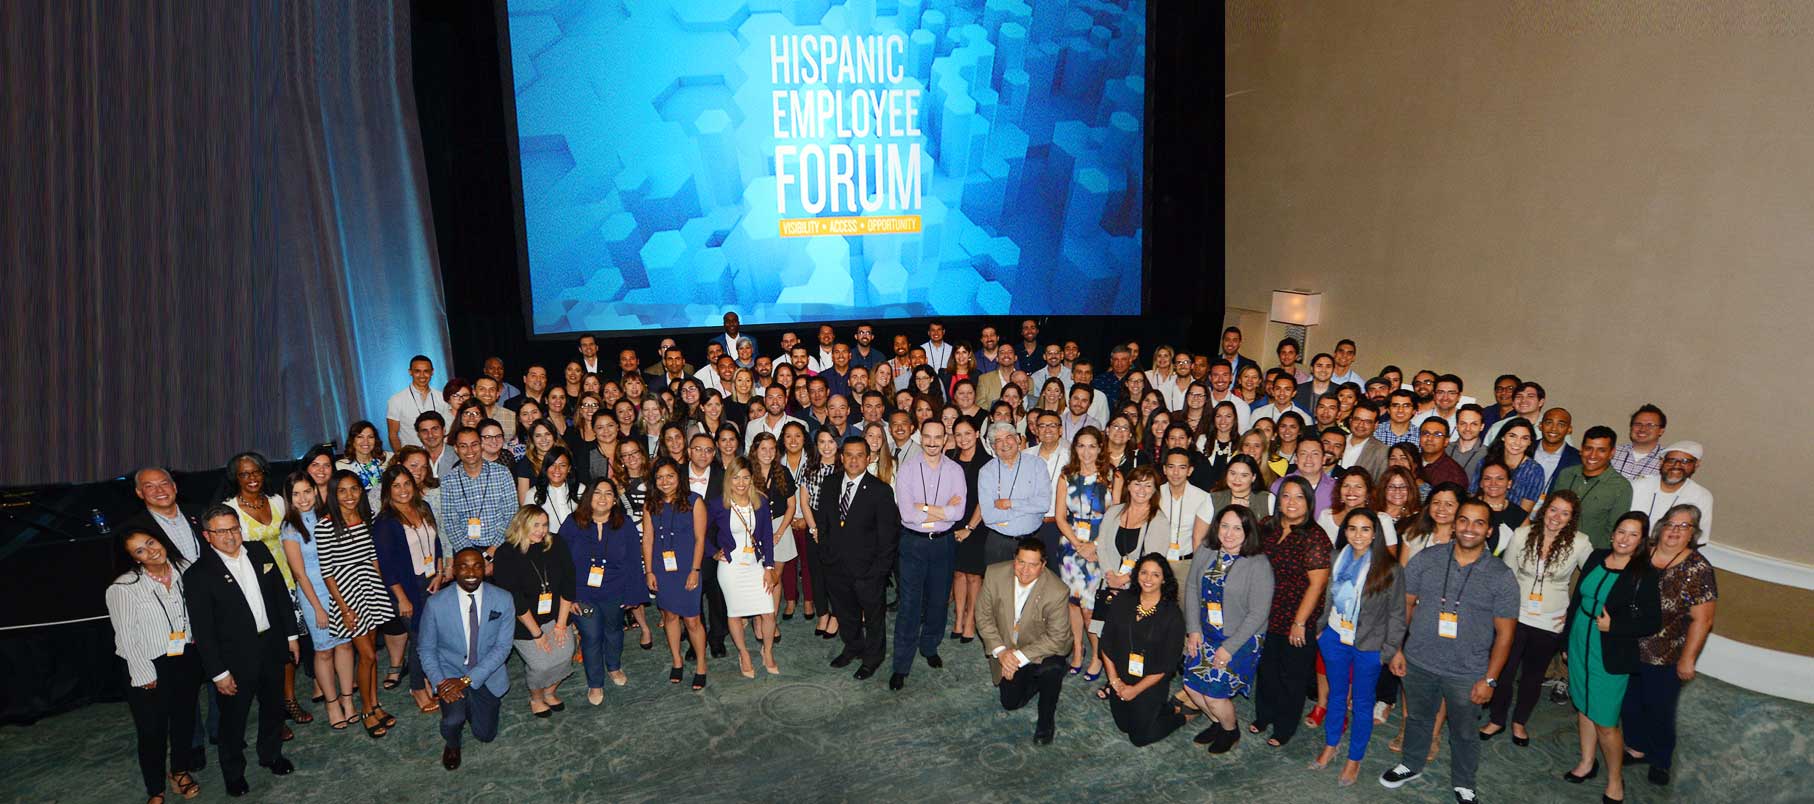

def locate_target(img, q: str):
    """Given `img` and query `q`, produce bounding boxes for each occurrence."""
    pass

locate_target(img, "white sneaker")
[1453,787,1479,803]
[1374,701,1391,723]
[1379,764,1421,788]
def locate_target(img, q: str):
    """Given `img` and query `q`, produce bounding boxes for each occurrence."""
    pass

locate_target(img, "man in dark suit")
[122,467,205,564]
[683,434,730,657]
[815,436,901,679]
[184,504,298,796]
[418,548,516,771]
[1217,326,1256,378]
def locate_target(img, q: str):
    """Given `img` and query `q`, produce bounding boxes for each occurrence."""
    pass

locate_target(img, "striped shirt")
[105,571,192,687]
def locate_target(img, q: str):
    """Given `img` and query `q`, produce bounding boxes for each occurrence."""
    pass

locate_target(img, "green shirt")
[1547,466,1632,549]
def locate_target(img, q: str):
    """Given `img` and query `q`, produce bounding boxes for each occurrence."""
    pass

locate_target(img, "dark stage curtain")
[0,0,448,723]
[0,0,451,488]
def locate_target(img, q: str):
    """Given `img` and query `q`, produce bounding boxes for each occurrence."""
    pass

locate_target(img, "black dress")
[1099,591,1187,746]
[948,447,990,574]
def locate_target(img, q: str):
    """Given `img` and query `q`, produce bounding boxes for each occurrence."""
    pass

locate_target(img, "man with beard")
[1629,442,1714,542]
[419,549,516,770]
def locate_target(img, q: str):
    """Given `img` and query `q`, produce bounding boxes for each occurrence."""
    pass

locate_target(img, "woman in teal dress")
[1563,512,1661,803]
[1054,427,1120,678]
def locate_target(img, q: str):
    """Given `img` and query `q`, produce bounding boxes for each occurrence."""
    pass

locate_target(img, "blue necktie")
[466,593,480,669]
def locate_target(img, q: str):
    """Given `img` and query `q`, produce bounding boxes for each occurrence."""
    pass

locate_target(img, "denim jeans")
[572,602,625,689]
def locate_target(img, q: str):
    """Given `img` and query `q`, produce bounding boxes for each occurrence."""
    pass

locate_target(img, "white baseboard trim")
[1698,633,1814,704]
[1700,541,1814,591]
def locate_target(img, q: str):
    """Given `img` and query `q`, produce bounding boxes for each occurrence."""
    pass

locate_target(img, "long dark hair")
[1336,508,1398,596]
[321,469,372,540]
[1610,511,1655,577]
[1268,475,1317,541]
[376,464,437,532]
[1520,489,1582,571]
[572,478,626,530]
[532,446,583,507]
[112,526,188,582]
[1401,481,1467,548]
[1210,505,1268,557]
[340,420,387,464]
[1483,419,1537,468]
[1132,553,1180,607]
[280,470,317,543]
[646,458,689,517]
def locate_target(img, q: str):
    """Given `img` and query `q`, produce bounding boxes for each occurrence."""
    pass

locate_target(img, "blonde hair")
[719,456,767,510]
[503,505,554,553]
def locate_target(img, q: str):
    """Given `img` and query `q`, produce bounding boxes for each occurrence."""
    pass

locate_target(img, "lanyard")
[459,469,490,520]
[527,554,550,594]
[1439,544,1476,611]
[146,572,187,634]
[730,501,755,539]
[404,519,436,571]
[998,458,1022,503]
[919,456,942,514]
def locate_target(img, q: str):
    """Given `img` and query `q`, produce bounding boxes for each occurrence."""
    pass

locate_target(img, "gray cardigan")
[1314,548,1408,660]
[1182,550,1274,652]
[1095,503,1175,585]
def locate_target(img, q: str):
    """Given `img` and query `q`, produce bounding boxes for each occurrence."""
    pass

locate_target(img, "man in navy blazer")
[418,548,515,771]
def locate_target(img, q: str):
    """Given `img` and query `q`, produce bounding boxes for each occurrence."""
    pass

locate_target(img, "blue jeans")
[1318,627,1382,761]
[440,684,501,748]
[572,601,625,689]
[891,529,955,675]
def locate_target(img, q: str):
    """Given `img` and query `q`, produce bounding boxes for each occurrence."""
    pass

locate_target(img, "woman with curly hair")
[1098,553,1187,746]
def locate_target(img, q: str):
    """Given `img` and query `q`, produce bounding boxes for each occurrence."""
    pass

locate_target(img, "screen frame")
[491,0,1153,341]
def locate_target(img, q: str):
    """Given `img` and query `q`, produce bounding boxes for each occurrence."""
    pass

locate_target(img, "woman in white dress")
[706,457,780,678]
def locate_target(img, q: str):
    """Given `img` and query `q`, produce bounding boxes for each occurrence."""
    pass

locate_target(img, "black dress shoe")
[1193,723,1227,745]
[261,756,294,776]
[224,777,250,797]
[1478,725,1503,741]
[889,673,906,690]
[853,665,877,680]
[820,630,836,640]
[710,644,728,658]
[1033,729,1054,745]
[924,654,944,669]
[442,745,462,771]
[1512,733,1530,747]
[1564,761,1599,783]
[1647,767,1670,786]
[830,653,856,668]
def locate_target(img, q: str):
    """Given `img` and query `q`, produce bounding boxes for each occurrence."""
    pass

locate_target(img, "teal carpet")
[6,612,1810,803]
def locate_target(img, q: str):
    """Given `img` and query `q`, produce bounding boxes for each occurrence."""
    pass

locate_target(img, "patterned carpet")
[5,612,1809,803]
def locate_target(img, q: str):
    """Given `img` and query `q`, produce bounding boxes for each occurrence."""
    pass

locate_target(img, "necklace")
[1135,600,1158,619]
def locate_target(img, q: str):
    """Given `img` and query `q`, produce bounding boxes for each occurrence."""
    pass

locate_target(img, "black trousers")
[1254,632,1316,741]
[214,636,288,783]
[702,559,729,649]
[440,684,501,749]
[825,569,887,669]
[125,652,203,796]
[1111,679,1186,746]
[999,654,1066,734]
[1487,623,1564,727]
[799,524,828,615]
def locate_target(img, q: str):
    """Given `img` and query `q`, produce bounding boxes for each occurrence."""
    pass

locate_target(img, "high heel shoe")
[959,635,974,643]
[1563,761,1600,783]
[1305,705,1327,727]
[1512,732,1530,747]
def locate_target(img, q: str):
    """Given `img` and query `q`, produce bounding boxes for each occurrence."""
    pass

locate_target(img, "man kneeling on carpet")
[976,537,1073,744]
[418,548,515,771]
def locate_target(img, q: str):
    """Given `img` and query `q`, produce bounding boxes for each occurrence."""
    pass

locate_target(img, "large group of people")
[106,314,1719,804]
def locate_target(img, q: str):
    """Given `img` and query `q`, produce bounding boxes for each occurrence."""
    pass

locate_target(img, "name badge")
[1523,590,1543,616]
[1166,541,1181,561]
[1336,616,1356,645]
[662,550,679,572]
[467,518,482,539]
[422,552,435,569]
[587,566,604,588]
[537,592,553,615]
[1206,602,1224,628]
[1126,652,1145,677]
[1076,521,1093,542]
[1118,557,1135,574]
[166,630,187,657]
[1438,611,1460,639]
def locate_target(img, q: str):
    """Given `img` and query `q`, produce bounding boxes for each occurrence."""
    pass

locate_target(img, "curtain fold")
[0,0,448,486]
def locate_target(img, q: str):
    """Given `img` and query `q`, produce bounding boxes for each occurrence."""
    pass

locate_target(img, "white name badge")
[1166,542,1181,561]
[1336,616,1356,645]
[1126,652,1145,677]
[1522,590,1543,616]
[1076,521,1093,542]
[166,631,187,657]
[1206,602,1224,628]
[1438,611,1459,639]
[587,566,604,588]
[1119,557,1135,574]
[466,518,482,539]
[537,592,553,615]
[661,550,679,572]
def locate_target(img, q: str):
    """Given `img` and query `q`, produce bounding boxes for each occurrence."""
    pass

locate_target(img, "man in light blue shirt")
[974,423,1052,568]
[440,426,518,558]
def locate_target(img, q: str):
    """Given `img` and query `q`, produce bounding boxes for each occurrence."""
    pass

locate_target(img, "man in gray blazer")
[1341,401,1390,479]
[976,538,1072,744]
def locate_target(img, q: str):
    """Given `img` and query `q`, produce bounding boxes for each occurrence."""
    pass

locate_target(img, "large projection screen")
[501,0,1147,335]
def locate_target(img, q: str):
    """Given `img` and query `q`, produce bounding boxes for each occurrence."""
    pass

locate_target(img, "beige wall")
[1224,2,1814,562]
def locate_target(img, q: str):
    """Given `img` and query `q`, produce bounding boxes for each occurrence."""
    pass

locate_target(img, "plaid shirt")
[441,460,519,550]
[1373,422,1421,447]
[1609,443,1662,480]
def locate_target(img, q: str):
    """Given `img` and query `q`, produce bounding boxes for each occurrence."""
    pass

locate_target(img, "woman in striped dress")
[315,470,398,739]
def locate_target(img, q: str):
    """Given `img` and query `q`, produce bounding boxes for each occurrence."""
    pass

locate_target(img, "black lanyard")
[998,458,1022,502]
[1439,544,1476,611]
[146,572,187,633]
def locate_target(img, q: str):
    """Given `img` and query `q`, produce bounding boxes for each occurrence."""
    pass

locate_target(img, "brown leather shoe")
[442,745,462,771]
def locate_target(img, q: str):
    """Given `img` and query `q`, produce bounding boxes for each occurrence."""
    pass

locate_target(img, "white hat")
[1660,441,1703,461]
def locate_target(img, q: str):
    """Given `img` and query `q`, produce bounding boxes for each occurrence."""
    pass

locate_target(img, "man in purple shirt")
[889,420,968,690]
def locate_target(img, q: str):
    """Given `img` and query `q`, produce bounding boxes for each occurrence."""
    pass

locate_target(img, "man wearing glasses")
[1030,411,1069,572]
[1610,404,1668,480]
[1630,442,1714,543]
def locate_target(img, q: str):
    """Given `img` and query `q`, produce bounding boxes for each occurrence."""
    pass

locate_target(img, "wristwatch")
[459,675,471,685]
[1484,677,1498,688]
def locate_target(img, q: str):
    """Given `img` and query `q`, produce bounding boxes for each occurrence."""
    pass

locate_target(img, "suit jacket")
[417,582,517,696]
[1562,549,1662,675]
[812,472,899,580]
[1347,438,1389,480]
[121,503,204,559]
[975,563,1072,683]
[706,497,777,569]
[975,369,1014,408]
[183,540,297,684]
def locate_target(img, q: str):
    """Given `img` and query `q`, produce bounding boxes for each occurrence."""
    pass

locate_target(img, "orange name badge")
[1438,611,1459,639]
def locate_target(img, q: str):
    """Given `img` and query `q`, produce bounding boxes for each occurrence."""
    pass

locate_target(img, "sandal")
[167,770,201,800]
[1095,685,1111,700]
[415,693,440,714]
[382,667,405,690]
[283,698,314,724]
[1305,705,1327,726]
[361,710,389,739]
[669,667,684,685]
[691,673,708,691]
[1267,734,1292,747]
[1247,722,1268,735]
[321,696,351,730]
[372,704,398,729]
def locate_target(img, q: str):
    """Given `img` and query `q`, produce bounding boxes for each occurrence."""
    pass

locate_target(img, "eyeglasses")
[204,526,243,536]
[481,433,504,441]
[1662,457,1696,466]
[1631,422,1660,430]
[1662,521,1695,531]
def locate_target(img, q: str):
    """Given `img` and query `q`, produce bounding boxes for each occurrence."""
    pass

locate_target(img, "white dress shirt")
[210,546,296,681]
[920,340,953,371]
[1206,390,1254,432]
[990,578,1037,666]
[459,585,484,667]
[1036,441,1068,518]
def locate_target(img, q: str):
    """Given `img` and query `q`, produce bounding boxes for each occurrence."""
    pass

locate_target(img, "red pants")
[780,522,815,607]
